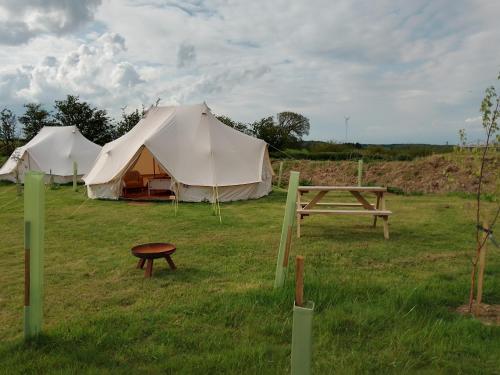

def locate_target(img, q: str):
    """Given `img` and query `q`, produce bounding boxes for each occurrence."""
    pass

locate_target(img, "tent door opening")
[121,147,175,200]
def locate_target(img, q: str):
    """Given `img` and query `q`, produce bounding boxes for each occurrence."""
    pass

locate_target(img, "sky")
[0,0,499,144]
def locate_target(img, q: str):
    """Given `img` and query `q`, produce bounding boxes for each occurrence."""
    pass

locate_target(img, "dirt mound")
[273,154,498,194]
[457,303,500,326]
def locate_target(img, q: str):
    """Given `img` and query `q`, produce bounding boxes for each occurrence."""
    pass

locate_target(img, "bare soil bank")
[272,154,499,194]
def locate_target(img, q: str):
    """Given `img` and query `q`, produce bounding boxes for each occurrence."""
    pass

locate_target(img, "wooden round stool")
[131,243,176,278]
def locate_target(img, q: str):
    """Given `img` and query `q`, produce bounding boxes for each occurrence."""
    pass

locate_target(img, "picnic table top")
[297,186,387,192]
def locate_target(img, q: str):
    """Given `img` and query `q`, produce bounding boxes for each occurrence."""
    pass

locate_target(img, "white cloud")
[0,0,102,45]
[111,62,144,88]
[177,43,196,68]
[465,116,482,123]
[0,32,143,111]
[1,0,500,143]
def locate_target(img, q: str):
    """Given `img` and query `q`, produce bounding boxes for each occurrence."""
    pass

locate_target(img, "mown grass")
[0,185,499,374]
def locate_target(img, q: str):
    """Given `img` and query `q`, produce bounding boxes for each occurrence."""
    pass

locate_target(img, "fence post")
[358,159,363,187]
[24,171,45,340]
[73,161,78,192]
[274,171,300,289]
[291,256,314,375]
[277,161,284,188]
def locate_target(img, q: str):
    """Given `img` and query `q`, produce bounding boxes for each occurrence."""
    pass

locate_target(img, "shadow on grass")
[152,265,219,283]
[297,221,399,243]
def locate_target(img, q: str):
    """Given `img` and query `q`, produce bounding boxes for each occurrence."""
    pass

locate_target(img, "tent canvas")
[84,103,273,202]
[0,126,102,184]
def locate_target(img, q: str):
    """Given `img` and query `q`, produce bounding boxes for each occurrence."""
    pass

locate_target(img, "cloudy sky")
[0,0,499,144]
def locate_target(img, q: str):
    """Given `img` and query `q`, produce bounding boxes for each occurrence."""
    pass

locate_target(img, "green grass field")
[0,184,499,374]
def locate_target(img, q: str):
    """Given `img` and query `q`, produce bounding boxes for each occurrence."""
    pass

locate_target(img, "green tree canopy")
[276,111,310,147]
[250,111,310,149]
[53,95,113,145]
[250,116,284,147]
[216,114,249,134]
[19,103,56,141]
[115,106,145,137]
[0,108,17,155]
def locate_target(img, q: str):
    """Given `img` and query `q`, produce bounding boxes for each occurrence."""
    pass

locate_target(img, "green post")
[73,161,78,192]
[24,172,45,340]
[277,161,284,188]
[291,301,314,375]
[274,171,300,289]
[357,159,363,187]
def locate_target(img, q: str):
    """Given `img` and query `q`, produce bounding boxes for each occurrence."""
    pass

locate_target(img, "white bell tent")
[0,126,101,183]
[83,103,273,202]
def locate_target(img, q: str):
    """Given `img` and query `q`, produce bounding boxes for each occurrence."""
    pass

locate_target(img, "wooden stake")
[277,161,284,188]
[476,223,489,306]
[72,161,78,192]
[295,256,304,307]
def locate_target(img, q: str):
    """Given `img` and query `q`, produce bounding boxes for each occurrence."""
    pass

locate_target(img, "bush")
[387,186,405,195]
[299,178,313,186]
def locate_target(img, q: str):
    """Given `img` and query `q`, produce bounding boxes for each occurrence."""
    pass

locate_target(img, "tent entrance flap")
[120,147,174,200]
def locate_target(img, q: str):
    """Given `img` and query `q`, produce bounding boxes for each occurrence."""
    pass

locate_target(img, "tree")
[466,72,500,313]
[250,111,310,149]
[115,106,145,137]
[216,115,249,134]
[19,103,56,141]
[0,108,17,155]
[276,111,310,147]
[53,95,113,145]
[250,116,284,148]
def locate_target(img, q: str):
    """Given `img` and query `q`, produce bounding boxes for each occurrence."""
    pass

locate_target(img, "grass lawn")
[0,184,499,374]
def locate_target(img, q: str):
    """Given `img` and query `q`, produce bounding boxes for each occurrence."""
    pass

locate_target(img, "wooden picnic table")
[296,186,392,239]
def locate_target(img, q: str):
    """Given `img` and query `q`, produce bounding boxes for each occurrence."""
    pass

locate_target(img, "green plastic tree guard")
[277,161,284,188]
[73,161,78,192]
[274,171,300,289]
[24,172,45,340]
[358,159,363,187]
[291,301,314,375]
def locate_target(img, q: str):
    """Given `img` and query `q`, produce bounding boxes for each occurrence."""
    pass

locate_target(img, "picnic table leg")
[165,255,177,270]
[137,259,146,269]
[145,259,153,277]
[381,193,386,210]
[373,193,381,227]
[379,193,389,239]
[382,216,389,239]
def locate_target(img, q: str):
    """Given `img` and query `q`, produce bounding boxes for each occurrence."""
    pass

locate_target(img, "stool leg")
[145,259,153,277]
[137,259,146,269]
[165,255,177,270]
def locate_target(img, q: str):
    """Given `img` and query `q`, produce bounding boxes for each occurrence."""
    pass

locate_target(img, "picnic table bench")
[296,186,392,239]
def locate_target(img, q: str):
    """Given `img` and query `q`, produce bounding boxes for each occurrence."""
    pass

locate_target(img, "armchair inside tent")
[122,170,145,194]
